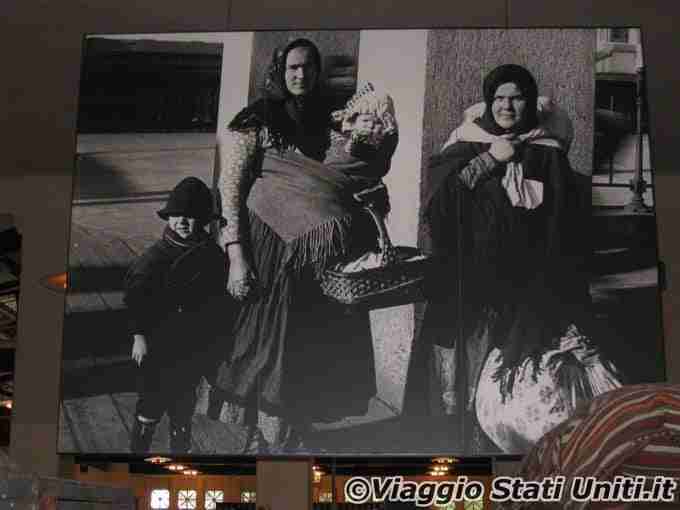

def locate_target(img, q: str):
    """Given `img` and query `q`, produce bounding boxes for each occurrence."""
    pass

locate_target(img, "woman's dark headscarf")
[263,38,323,102]
[477,64,539,136]
[228,38,330,159]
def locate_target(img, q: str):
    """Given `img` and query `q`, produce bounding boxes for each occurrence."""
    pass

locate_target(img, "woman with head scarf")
[213,38,398,453]
[407,64,619,454]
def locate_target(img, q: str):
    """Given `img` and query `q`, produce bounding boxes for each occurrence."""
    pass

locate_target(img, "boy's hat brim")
[157,176,227,227]
[157,208,227,227]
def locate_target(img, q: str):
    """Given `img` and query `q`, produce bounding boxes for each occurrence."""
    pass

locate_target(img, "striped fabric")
[506,384,680,509]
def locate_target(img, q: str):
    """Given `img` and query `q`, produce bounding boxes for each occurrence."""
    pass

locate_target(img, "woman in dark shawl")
[406,64,618,453]
[214,38,398,453]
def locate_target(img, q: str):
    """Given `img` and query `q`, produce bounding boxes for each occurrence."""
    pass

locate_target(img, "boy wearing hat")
[124,176,228,454]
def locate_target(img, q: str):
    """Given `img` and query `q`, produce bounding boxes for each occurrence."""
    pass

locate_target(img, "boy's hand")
[132,334,147,366]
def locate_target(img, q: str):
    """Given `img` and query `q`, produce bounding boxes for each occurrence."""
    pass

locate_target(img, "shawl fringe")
[284,213,355,278]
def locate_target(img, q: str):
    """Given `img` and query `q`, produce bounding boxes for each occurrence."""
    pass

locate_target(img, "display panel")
[59,28,662,456]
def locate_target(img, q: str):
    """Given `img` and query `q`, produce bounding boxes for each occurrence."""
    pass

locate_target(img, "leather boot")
[241,426,270,455]
[130,416,156,453]
[280,425,308,454]
[170,422,192,453]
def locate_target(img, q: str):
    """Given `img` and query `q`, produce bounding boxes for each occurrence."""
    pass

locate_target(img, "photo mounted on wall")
[59,27,663,457]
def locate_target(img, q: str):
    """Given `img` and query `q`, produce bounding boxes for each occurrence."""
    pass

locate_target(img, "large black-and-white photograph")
[59,28,663,457]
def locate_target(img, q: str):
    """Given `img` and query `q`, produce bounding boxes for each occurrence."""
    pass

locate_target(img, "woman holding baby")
[214,38,398,453]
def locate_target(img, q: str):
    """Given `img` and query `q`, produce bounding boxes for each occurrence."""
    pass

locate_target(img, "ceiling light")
[183,469,198,476]
[145,456,171,465]
[432,457,457,464]
[167,464,186,471]
[428,470,446,477]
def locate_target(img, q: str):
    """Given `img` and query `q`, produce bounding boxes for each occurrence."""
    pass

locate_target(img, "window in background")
[150,490,170,510]
[77,37,222,134]
[240,491,256,503]
[609,28,630,43]
[204,490,224,510]
[178,490,197,510]
[318,492,332,503]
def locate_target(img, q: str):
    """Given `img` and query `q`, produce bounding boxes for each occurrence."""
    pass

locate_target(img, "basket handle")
[352,184,395,268]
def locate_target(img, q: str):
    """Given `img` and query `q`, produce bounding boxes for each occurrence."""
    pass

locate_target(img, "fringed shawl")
[247,146,382,277]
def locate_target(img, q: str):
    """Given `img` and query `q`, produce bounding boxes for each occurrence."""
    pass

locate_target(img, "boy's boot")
[279,422,309,454]
[241,425,270,455]
[169,421,192,453]
[130,416,157,453]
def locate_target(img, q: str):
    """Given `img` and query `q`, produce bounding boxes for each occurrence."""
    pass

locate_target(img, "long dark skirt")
[216,212,377,423]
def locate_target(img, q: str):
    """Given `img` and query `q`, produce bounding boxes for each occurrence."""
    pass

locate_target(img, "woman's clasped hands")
[489,127,547,163]
[489,135,517,163]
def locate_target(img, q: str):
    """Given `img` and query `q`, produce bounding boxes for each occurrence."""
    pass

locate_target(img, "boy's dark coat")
[124,230,231,422]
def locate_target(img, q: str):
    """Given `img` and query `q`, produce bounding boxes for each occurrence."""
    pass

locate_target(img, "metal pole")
[624,66,651,214]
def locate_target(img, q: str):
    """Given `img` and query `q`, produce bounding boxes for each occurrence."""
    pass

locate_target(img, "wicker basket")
[320,201,431,310]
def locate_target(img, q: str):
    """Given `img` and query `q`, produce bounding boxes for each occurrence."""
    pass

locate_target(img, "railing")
[593,67,653,212]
